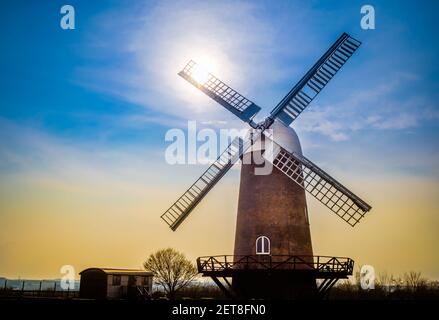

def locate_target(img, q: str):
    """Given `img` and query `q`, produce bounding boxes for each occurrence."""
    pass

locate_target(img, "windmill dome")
[268,119,303,156]
[244,119,302,156]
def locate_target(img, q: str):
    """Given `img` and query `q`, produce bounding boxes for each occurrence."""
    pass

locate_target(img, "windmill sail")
[270,33,361,126]
[178,60,261,125]
[161,132,260,231]
[263,141,371,226]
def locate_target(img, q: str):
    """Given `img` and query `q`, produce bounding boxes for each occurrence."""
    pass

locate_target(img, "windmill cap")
[244,119,302,156]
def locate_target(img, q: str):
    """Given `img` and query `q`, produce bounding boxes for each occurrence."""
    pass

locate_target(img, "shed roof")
[80,268,153,276]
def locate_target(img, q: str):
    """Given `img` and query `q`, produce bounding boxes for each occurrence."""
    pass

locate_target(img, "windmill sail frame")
[263,140,371,226]
[178,60,261,125]
[161,131,261,230]
[270,33,361,126]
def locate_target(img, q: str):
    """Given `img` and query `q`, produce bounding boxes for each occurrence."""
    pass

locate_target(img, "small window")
[142,276,149,286]
[112,275,121,286]
[128,275,136,286]
[256,236,270,255]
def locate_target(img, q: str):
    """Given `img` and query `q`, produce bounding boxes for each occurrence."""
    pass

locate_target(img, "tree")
[376,271,391,291]
[143,248,198,299]
[403,271,427,291]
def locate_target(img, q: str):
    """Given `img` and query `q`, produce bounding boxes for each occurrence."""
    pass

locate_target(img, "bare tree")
[144,248,198,299]
[377,271,391,290]
[429,280,439,290]
[403,271,427,291]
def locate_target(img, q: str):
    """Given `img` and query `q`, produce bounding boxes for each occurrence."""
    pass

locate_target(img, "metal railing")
[197,255,354,276]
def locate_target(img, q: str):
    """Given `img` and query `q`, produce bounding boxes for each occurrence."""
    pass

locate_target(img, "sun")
[190,54,218,85]
[191,64,210,85]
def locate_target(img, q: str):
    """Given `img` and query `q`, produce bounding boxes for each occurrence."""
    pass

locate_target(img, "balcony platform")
[197,255,354,299]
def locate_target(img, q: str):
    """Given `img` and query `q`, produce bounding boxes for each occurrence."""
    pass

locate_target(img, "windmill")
[160,33,371,299]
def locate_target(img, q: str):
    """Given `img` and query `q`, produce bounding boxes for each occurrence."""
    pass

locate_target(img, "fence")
[0,279,80,299]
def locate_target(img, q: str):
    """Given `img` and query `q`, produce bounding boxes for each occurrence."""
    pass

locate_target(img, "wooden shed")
[79,268,153,300]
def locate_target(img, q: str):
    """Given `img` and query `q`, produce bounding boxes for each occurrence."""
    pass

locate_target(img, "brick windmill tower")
[161,33,371,299]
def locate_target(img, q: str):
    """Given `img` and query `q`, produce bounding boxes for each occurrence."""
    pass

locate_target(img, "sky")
[0,0,438,280]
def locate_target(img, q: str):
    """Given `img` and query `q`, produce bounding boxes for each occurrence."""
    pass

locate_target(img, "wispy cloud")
[76,0,302,126]
[0,118,168,192]
[295,109,349,141]
[367,113,417,130]
[294,72,437,141]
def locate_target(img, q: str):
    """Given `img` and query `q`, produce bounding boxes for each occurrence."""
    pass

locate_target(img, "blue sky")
[0,0,438,278]
[1,0,438,171]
